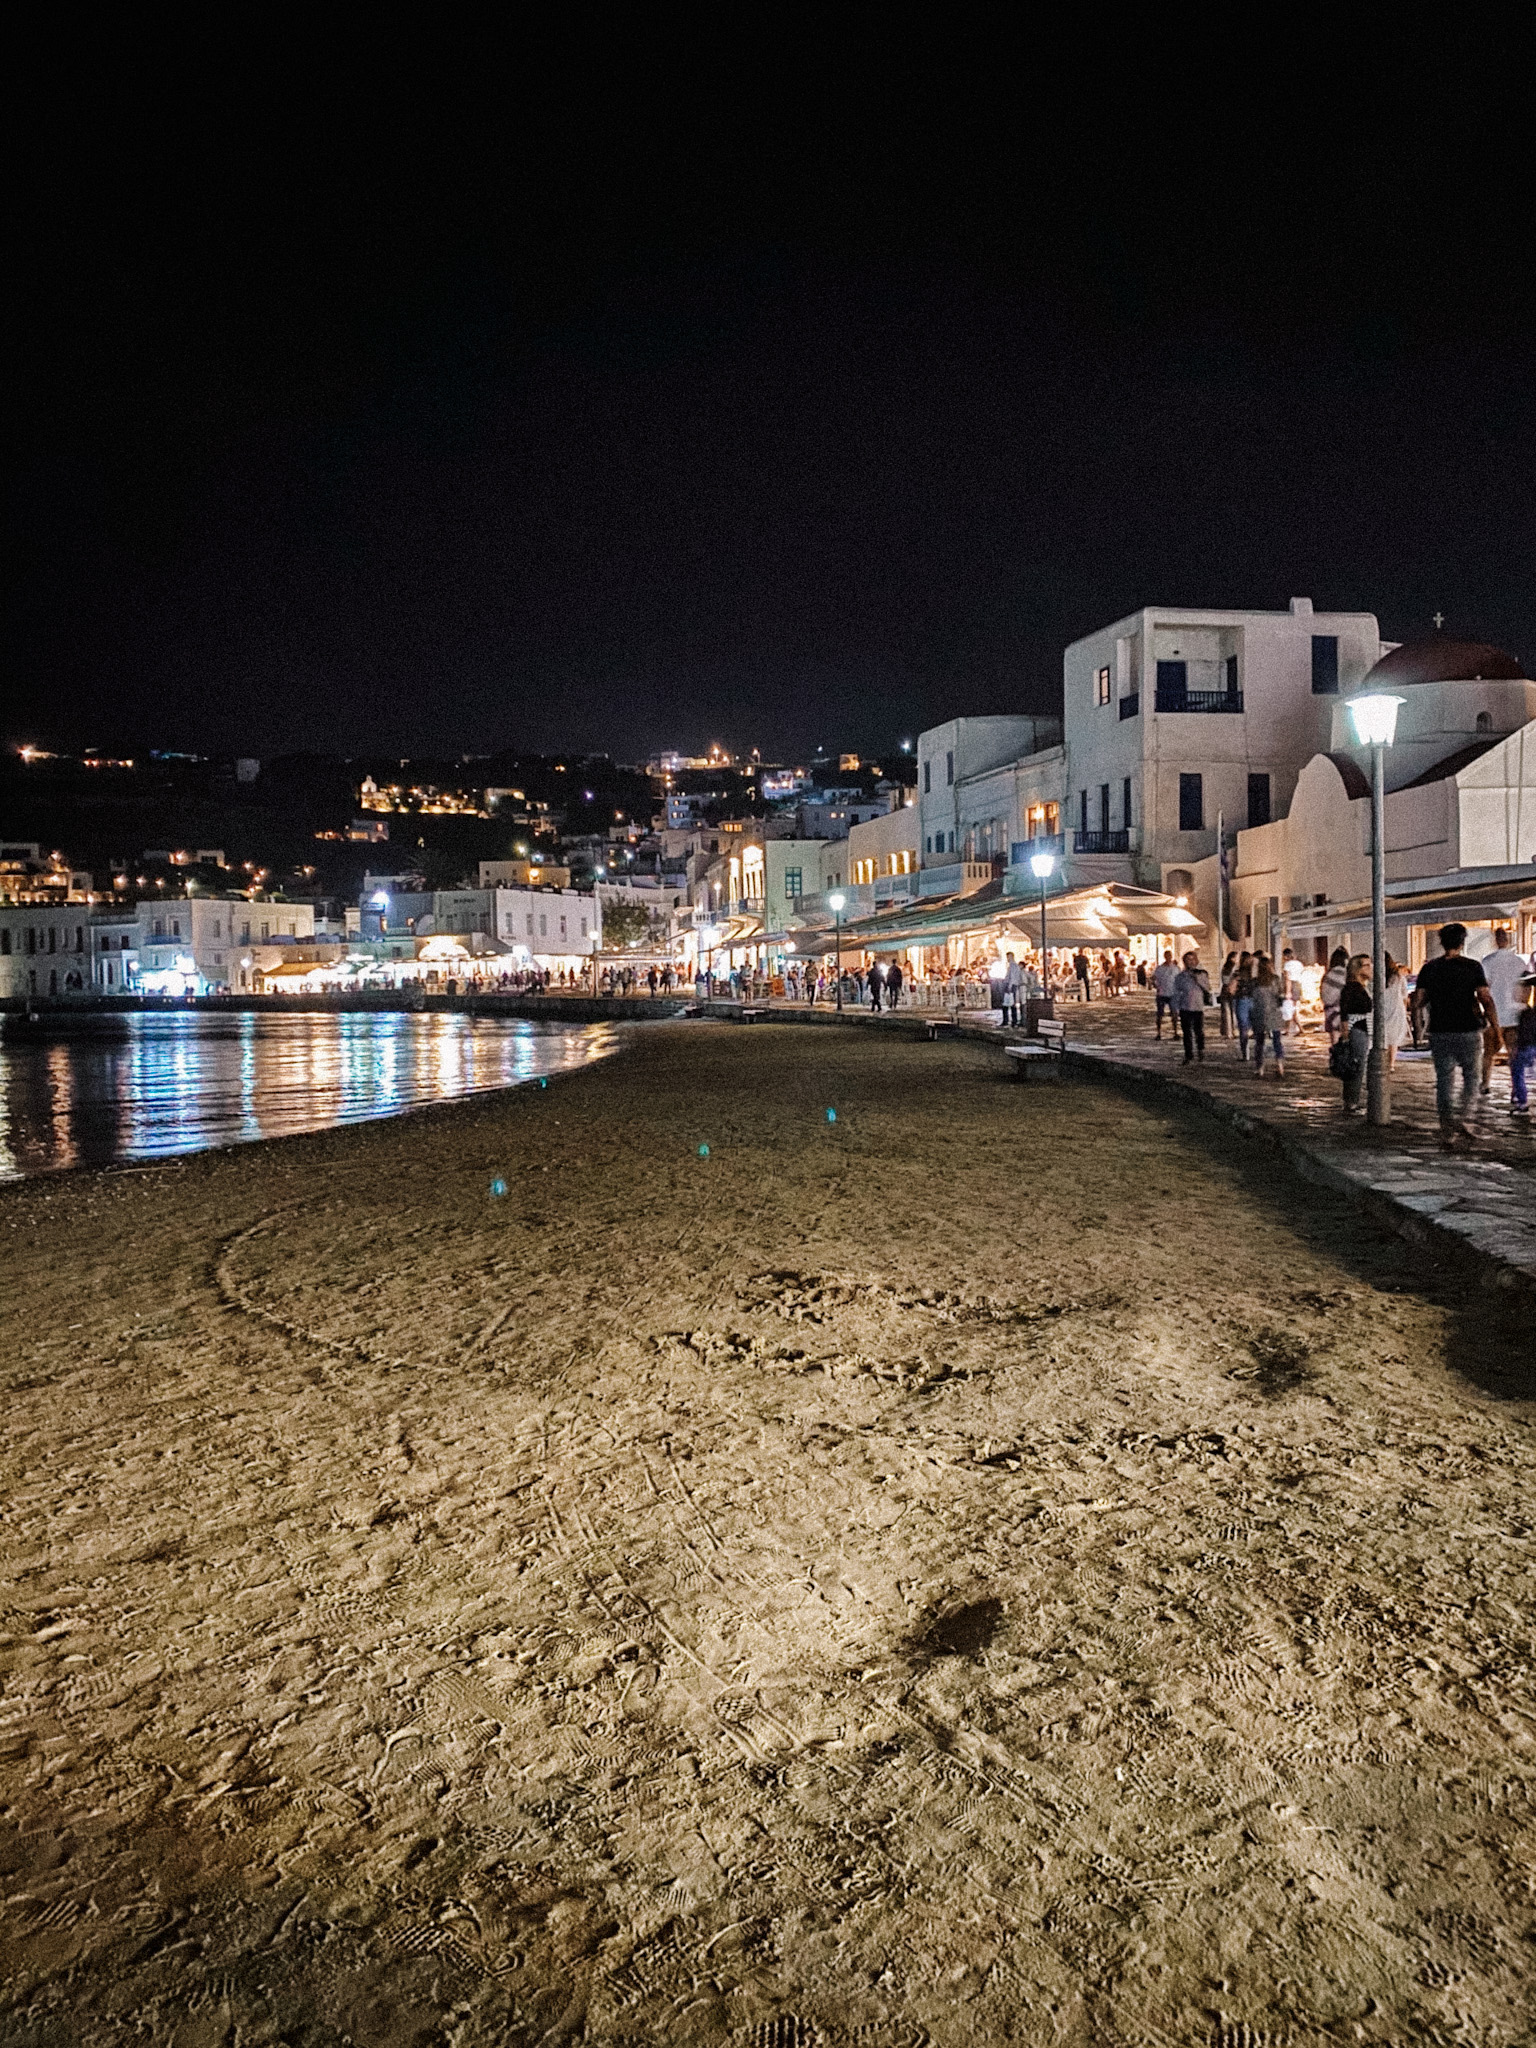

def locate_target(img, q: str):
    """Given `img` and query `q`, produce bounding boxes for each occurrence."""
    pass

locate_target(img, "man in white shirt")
[1151,952,1180,1039]
[1483,928,1530,1092]
[1281,947,1305,1034]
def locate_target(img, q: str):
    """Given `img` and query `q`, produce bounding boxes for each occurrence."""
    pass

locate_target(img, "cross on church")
[1432,610,1445,630]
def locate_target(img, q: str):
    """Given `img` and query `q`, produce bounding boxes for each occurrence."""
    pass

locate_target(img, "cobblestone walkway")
[1038,990,1536,1289]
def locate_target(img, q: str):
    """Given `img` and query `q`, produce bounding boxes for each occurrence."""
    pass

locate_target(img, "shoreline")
[2,1022,1533,2042]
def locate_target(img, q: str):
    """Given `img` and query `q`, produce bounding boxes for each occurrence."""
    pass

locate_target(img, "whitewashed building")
[1205,636,1536,965]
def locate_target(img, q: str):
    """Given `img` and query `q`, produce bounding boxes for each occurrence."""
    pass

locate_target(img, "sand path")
[2,1023,1533,2046]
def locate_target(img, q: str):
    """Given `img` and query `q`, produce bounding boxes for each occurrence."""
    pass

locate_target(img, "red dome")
[1365,638,1524,686]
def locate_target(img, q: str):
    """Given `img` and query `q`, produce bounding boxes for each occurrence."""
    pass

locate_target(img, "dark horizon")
[10,24,1536,763]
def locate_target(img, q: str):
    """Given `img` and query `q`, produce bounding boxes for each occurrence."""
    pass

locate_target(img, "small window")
[784,867,802,897]
[1078,789,1088,835]
[923,759,931,794]
[1122,776,1133,828]
[1179,773,1205,833]
[1476,710,1493,733]
[1311,635,1339,695]
[945,750,954,785]
[1096,665,1111,706]
[1224,653,1239,697]
[539,914,547,937]
[1247,772,1271,827]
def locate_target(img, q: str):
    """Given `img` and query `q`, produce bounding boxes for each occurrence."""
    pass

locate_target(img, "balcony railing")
[1010,832,1065,864]
[1073,830,1131,855]
[1154,685,1244,714]
[1118,693,1140,719]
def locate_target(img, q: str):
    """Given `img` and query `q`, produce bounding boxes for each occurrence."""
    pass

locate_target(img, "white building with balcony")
[1064,597,1383,889]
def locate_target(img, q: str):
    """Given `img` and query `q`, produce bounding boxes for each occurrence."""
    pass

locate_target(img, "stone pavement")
[1033,990,1536,1292]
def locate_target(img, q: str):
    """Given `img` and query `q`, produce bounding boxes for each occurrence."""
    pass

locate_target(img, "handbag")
[1328,1037,1352,1079]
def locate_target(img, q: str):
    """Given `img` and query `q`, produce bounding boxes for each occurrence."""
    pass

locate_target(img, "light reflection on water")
[0,1011,620,1178]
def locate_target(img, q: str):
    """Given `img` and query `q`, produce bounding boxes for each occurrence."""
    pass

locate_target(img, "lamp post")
[828,892,846,1012]
[1347,691,1405,1126]
[1030,849,1056,998]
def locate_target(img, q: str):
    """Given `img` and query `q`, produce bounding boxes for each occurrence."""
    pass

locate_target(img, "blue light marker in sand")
[825,1107,837,1122]
[489,1177,508,1198]
[697,1143,710,1158]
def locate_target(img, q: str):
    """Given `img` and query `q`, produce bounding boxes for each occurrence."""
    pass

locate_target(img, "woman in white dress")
[1382,954,1410,1070]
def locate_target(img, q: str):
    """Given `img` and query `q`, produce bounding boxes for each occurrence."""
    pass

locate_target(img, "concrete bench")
[1004,1023,1064,1081]
[926,1016,962,1040]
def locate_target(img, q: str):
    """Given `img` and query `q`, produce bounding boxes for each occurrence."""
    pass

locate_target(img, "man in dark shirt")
[1411,923,1500,1145]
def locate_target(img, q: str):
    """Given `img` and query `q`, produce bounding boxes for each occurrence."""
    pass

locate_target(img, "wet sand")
[2,1021,1533,2046]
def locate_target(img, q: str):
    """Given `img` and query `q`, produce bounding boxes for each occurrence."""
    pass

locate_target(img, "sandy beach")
[2,1020,1533,2047]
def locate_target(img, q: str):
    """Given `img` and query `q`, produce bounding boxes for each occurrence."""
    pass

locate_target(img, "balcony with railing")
[1072,830,1131,855]
[1118,693,1139,719]
[1154,683,1244,714]
[1008,832,1065,866]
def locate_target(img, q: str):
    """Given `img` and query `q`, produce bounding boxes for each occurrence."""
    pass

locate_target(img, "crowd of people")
[1140,927,1536,1145]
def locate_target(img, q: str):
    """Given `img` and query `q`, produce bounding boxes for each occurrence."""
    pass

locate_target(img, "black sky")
[9,20,1536,762]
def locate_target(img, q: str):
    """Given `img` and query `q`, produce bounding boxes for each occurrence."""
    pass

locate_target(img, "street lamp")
[1029,849,1056,1000]
[828,891,846,1012]
[1347,691,1405,1126]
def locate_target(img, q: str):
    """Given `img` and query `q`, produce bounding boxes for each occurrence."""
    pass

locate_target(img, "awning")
[1280,873,1536,931]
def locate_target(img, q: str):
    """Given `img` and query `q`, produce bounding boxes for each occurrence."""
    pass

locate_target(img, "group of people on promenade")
[1146,927,1536,1145]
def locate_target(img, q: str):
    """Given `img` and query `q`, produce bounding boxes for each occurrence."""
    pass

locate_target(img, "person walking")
[1232,950,1256,1060]
[1508,972,1536,1117]
[1411,923,1500,1148]
[1336,954,1373,1113]
[1173,949,1212,1064]
[1319,948,1349,1044]
[1483,927,1530,1094]
[866,960,885,1013]
[1249,956,1285,1077]
[1218,951,1239,1037]
[1281,947,1305,1036]
[1002,951,1024,1026]
[1382,954,1409,1072]
[1151,951,1179,1038]
[886,960,903,1009]
[1073,949,1092,1002]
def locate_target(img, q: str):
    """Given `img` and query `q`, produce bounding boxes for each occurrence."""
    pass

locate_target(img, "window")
[1078,789,1089,835]
[526,914,534,935]
[580,917,588,936]
[945,750,954,785]
[559,916,567,937]
[1096,665,1111,706]
[0,931,8,955]
[212,918,221,937]
[1247,772,1271,827]
[1224,654,1239,698]
[260,921,271,939]
[1122,776,1133,828]
[1179,773,1204,833]
[923,759,932,794]
[1476,710,1493,733]
[1311,635,1339,694]
[539,914,547,937]
[1099,783,1110,834]
[172,920,181,937]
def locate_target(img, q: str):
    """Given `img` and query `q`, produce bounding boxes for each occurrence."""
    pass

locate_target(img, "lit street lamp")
[1347,691,1405,1126]
[828,891,846,1012]
[1029,849,1056,999]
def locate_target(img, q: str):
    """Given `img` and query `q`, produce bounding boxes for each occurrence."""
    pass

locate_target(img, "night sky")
[10,24,1536,762]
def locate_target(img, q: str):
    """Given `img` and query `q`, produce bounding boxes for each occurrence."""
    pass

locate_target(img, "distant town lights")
[1348,693,1405,750]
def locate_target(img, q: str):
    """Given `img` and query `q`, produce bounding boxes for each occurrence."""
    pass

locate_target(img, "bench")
[926,1016,962,1040]
[1004,1018,1065,1081]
